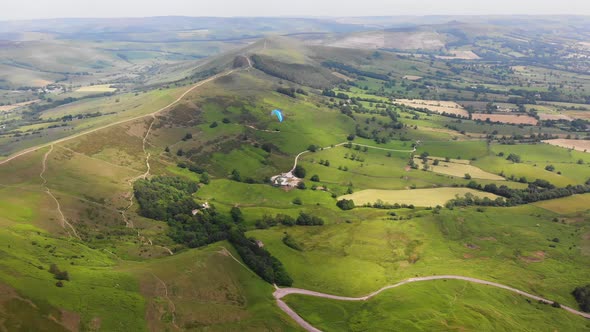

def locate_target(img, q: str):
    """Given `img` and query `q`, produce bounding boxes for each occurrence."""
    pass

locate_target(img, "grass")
[339,188,498,206]
[250,205,590,307]
[284,279,590,331]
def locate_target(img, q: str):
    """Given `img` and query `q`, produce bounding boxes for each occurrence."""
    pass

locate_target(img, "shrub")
[464,173,472,180]
[545,165,555,172]
[573,284,590,312]
[282,233,303,251]
[297,182,306,190]
[209,121,218,128]
[293,165,306,178]
[292,197,302,205]
[310,175,320,182]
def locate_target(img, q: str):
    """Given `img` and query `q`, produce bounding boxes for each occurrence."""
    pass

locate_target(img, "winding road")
[273,275,590,332]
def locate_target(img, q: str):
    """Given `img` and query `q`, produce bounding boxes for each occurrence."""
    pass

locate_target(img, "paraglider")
[271,109,284,123]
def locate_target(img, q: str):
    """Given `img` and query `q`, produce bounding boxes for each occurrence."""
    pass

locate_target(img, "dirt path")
[40,145,81,240]
[273,275,590,332]
[0,69,238,167]
[151,272,179,330]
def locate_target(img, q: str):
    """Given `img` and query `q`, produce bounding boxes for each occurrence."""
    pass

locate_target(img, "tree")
[296,212,324,226]
[573,284,590,312]
[545,165,555,172]
[261,143,273,153]
[231,169,242,182]
[310,175,320,182]
[292,197,302,205]
[230,207,244,223]
[308,144,318,152]
[336,199,355,210]
[293,165,306,178]
[506,153,521,163]
[464,173,472,180]
[200,172,210,185]
[222,118,231,124]
[324,160,330,167]
[164,146,170,153]
[297,182,306,190]
[182,132,192,141]
[176,149,184,157]
[209,121,218,128]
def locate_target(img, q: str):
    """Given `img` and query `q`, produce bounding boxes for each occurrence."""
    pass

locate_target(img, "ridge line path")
[40,145,81,240]
[273,275,590,332]
[0,69,238,167]
[290,142,416,173]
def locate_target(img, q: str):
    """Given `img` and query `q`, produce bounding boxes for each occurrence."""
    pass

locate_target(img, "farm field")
[534,193,590,214]
[471,113,538,125]
[543,139,590,152]
[339,187,498,206]
[75,84,117,93]
[414,157,505,180]
[393,99,469,117]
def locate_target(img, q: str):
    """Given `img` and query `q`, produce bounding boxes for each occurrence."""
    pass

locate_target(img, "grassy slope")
[250,205,590,308]
[285,279,590,331]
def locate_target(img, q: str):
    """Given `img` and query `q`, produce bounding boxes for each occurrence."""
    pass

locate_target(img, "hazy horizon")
[2,0,589,21]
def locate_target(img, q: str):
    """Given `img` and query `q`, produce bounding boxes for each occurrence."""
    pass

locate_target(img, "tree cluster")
[228,229,293,286]
[134,176,293,286]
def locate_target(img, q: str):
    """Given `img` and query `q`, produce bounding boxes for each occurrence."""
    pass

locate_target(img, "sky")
[1,0,589,20]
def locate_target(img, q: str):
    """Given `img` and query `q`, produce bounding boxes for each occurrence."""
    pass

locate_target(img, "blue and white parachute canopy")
[271,109,284,122]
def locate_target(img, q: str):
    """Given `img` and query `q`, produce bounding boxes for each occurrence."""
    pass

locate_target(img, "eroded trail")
[40,145,81,240]
[151,272,179,330]
[273,275,590,332]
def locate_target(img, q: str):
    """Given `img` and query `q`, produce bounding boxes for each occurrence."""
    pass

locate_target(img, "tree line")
[446,179,590,207]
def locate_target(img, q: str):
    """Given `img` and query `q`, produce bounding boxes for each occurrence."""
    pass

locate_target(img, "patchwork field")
[339,187,498,206]
[471,113,538,125]
[393,99,469,117]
